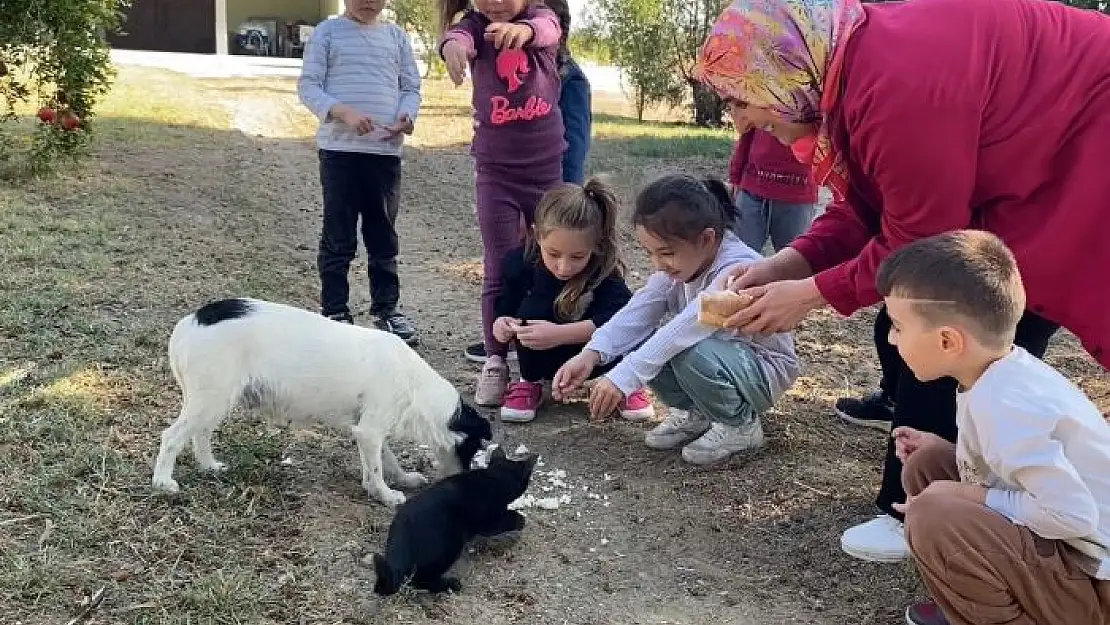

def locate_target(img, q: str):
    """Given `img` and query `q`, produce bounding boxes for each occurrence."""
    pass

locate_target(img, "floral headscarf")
[692,0,867,200]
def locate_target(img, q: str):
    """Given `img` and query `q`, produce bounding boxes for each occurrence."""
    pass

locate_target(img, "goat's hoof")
[152,477,180,493]
[375,488,406,507]
[396,471,428,490]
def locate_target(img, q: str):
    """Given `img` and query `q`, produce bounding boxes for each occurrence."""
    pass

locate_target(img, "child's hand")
[514,320,564,351]
[484,22,533,49]
[552,350,600,401]
[588,378,625,421]
[891,493,917,516]
[891,426,948,462]
[382,114,414,140]
[442,40,473,86]
[893,481,986,516]
[331,103,373,135]
[492,316,520,343]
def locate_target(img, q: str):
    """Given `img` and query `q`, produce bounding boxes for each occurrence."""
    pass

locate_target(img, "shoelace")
[698,424,728,443]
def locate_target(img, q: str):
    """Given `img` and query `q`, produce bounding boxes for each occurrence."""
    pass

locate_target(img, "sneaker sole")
[620,408,655,422]
[904,609,916,625]
[834,408,893,433]
[500,408,537,423]
[680,439,765,466]
[840,541,908,563]
[644,429,709,450]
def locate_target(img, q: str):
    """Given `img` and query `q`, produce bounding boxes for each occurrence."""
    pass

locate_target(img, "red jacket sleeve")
[729,130,753,186]
[800,96,981,315]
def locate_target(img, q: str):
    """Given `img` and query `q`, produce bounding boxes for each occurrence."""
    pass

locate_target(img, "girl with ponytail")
[493,177,651,424]
[553,173,800,466]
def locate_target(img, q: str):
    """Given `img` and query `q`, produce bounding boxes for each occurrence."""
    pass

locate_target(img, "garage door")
[109,0,216,54]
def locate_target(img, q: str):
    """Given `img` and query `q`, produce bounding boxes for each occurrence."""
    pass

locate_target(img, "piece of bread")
[698,290,755,328]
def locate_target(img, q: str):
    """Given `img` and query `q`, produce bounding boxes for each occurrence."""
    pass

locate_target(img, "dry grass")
[1,64,1106,625]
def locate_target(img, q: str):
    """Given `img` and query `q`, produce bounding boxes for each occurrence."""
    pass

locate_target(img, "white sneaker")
[474,356,509,407]
[644,408,712,450]
[840,515,909,563]
[680,421,765,465]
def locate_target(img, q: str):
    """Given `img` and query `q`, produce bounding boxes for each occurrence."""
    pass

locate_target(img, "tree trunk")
[690,80,725,127]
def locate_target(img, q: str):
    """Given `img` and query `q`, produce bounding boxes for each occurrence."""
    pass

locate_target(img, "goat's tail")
[167,312,202,397]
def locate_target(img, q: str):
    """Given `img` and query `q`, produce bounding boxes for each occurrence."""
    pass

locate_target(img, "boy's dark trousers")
[317,150,401,319]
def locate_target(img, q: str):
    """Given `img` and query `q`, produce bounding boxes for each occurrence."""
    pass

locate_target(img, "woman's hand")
[514,320,565,350]
[552,350,600,401]
[588,378,624,421]
[484,22,533,49]
[492,317,520,344]
[442,40,473,86]
[723,247,815,292]
[724,278,826,335]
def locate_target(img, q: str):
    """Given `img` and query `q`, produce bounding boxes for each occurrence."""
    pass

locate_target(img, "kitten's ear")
[489,445,508,462]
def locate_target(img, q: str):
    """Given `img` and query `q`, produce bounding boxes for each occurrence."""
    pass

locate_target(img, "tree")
[589,0,729,125]
[0,0,129,177]
[389,0,445,78]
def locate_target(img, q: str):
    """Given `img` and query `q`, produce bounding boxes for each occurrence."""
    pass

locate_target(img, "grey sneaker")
[375,312,418,346]
[474,356,509,407]
[645,408,712,450]
[680,421,765,465]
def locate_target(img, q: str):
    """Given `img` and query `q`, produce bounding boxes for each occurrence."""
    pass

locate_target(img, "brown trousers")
[902,443,1110,625]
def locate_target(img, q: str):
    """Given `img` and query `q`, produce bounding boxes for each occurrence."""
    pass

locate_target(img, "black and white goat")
[151,298,491,506]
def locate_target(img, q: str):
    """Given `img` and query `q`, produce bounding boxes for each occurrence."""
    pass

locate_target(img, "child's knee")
[902,442,958,496]
[670,340,728,379]
[904,490,966,559]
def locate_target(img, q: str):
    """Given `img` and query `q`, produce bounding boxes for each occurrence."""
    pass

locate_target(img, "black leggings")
[872,305,1060,519]
[517,343,617,383]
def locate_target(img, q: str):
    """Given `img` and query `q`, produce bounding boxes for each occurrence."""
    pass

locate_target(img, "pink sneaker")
[500,381,543,423]
[620,389,655,421]
[474,356,509,407]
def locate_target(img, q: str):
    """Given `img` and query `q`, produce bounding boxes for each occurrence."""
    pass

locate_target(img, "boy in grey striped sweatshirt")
[297,0,422,344]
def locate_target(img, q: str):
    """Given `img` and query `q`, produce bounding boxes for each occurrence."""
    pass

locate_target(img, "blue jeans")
[647,338,773,428]
[733,190,817,254]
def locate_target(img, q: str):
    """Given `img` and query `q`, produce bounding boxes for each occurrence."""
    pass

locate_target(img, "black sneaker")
[834,391,894,432]
[464,341,517,363]
[376,313,418,346]
[325,312,354,324]
[905,601,949,625]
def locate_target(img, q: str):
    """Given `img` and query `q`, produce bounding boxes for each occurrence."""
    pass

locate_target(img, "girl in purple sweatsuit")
[439,0,566,407]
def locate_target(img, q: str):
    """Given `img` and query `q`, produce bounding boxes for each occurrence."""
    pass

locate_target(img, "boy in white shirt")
[875,230,1110,625]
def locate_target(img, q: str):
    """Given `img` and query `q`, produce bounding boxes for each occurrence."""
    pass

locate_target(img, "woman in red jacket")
[693,0,1110,614]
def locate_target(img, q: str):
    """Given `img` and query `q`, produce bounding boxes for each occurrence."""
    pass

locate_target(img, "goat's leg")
[382,443,428,490]
[191,427,227,474]
[351,424,406,507]
[152,405,203,492]
[435,447,463,481]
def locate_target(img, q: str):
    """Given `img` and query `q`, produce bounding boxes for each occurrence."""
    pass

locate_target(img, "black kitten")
[373,446,538,595]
